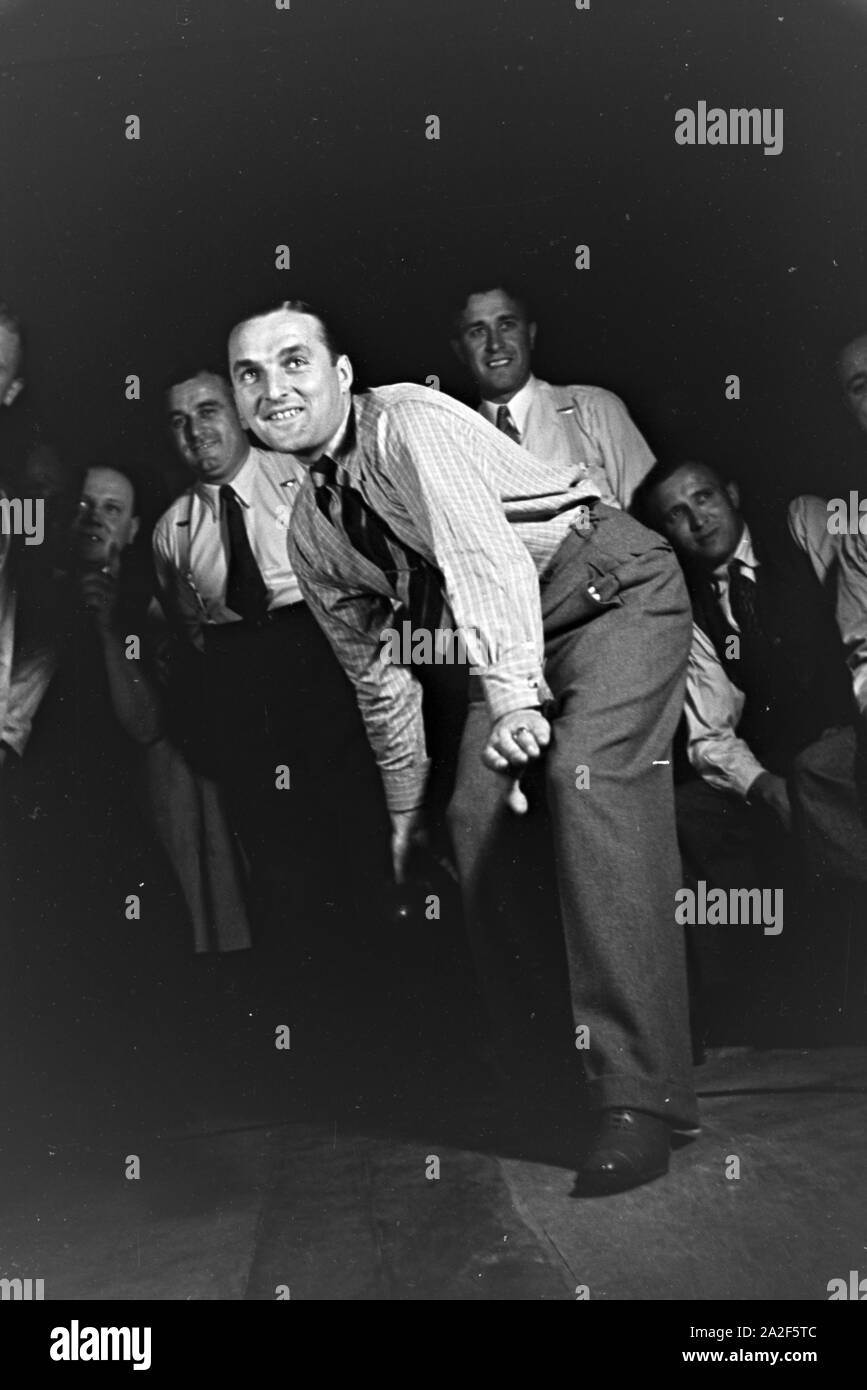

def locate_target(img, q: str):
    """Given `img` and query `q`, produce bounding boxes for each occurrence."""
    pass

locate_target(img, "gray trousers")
[446,504,699,1128]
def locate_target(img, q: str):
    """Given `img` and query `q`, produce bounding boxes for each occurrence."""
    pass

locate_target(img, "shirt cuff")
[481,665,546,722]
[731,753,769,799]
[381,759,431,814]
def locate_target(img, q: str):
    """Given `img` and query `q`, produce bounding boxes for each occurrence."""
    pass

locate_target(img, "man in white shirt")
[0,301,62,773]
[835,333,867,718]
[153,368,388,922]
[450,282,654,510]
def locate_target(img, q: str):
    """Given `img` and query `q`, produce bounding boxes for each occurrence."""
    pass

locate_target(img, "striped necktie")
[313,457,445,632]
[727,560,765,649]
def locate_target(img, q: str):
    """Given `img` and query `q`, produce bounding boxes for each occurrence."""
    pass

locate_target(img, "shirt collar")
[480,374,537,436]
[713,524,758,580]
[196,445,257,518]
[311,398,355,486]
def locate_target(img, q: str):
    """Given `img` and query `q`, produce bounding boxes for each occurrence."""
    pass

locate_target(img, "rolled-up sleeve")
[2,644,56,756]
[684,622,766,797]
[289,508,430,813]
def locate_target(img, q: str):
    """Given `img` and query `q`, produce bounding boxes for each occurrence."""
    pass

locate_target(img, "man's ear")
[336,354,354,394]
[2,376,24,407]
[450,335,467,367]
[724,480,740,512]
[128,516,140,546]
[528,322,537,352]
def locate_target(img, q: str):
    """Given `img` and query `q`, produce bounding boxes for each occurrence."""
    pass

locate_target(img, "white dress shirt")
[478,374,654,510]
[835,516,867,717]
[153,446,306,646]
[0,498,56,757]
[685,496,838,797]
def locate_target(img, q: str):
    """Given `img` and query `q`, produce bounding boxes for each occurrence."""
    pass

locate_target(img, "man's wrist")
[487,694,544,723]
[746,770,773,804]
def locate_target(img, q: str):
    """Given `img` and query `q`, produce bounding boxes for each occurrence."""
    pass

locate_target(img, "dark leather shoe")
[572,1108,671,1197]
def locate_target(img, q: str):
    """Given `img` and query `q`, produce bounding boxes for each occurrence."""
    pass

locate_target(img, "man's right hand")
[390,805,428,884]
[748,771,792,832]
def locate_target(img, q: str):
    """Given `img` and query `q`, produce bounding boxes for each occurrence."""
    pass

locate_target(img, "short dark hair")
[449,279,536,338]
[162,364,232,400]
[229,300,345,363]
[632,458,729,528]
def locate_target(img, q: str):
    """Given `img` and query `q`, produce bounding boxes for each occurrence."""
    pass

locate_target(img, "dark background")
[1,0,866,516]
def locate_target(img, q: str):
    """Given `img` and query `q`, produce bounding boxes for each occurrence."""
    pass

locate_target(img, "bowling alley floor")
[1,918,865,1302]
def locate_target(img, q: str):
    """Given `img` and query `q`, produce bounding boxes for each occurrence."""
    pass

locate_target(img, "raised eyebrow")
[277,343,311,360]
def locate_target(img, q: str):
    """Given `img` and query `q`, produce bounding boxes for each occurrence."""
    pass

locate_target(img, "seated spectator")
[637,459,867,1039]
[833,331,867,854]
[3,463,176,1025]
[0,300,68,777]
[637,459,865,884]
[0,299,63,504]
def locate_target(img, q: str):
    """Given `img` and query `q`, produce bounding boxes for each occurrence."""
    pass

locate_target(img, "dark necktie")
[220,484,269,624]
[314,457,444,633]
[495,405,521,446]
[726,560,765,648]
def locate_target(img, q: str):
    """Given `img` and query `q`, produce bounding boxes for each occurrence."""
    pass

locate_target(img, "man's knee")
[791,728,854,792]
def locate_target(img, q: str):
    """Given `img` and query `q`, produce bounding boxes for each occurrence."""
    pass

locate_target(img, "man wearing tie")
[153,368,388,922]
[639,460,866,894]
[450,282,654,510]
[228,299,700,1196]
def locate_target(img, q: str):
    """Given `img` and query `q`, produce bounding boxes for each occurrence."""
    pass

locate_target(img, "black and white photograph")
[1,0,866,1332]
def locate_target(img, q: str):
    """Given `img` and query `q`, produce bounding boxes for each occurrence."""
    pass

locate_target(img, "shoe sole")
[571,1162,670,1198]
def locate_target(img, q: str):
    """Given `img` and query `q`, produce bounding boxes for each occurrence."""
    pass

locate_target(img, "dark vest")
[688,512,853,776]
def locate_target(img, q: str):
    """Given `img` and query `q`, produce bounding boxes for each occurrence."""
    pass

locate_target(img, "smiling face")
[167,373,248,485]
[74,466,139,566]
[838,335,867,436]
[649,463,744,571]
[0,323,23,407]
[453,288,536,404]
[228,309,352,462]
